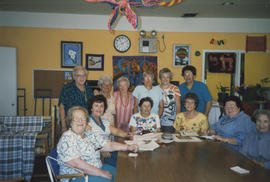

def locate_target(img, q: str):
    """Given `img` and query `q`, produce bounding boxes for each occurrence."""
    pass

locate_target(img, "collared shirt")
[179,80,212,113]
[240,130,270,169]
[210,111,256,150]
[58,80,93,127]
[57,129,106,182]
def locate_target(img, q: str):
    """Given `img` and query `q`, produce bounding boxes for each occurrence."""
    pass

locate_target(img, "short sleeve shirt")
[132,85,163,115]
[129,113,160,133]
[88,116,111,141]
[179,80,212,113]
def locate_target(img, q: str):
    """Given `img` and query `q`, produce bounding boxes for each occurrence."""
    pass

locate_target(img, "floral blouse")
[129,113,160,134]
[57,129,106,182]
[173,112,209,135]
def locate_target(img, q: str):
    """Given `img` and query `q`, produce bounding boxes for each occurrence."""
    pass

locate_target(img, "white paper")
[128,153,138,157]
[139,140,160,151]
[199,135,215,140]
[230,166,250,174]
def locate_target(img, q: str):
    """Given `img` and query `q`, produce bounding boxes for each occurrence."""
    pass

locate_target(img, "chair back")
[46,148,59,182]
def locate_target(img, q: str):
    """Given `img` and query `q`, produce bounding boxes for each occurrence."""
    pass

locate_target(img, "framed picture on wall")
[61,41,83,68]
[86,54,104,71]
[206,52,236,73]
[173,44,190,67]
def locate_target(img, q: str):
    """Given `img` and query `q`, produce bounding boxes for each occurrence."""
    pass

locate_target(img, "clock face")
[114,35,131,53]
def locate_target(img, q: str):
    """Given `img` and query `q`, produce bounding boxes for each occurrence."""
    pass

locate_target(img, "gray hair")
[143,71,155,80]
[253,109,270,122]
[159,68,173,80]
[72,66,87,77]
[67,106,89,126]
[117,76,130,88]
[98,75,113,88]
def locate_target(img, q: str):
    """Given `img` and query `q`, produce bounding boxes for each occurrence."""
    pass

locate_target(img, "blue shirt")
[210,111,256,150]
[132,85,163,115]
[240,130,270,169]
[58,80,93,127]
[179,80,212,113]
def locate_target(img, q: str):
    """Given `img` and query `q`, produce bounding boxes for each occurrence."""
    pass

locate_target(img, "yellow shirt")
[173,112,209,135]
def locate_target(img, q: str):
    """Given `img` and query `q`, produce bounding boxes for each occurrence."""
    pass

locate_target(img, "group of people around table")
[57,65,270,182]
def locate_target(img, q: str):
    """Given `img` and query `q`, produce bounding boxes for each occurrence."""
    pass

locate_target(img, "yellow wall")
[0,27,269,115]
[245,53,270,87]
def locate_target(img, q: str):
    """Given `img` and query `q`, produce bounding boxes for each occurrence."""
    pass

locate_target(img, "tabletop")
[115,141,270,182]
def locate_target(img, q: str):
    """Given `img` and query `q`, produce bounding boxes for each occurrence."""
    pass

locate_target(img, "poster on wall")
[207,52,236,73]
[113,56,158,91]
[61,41,83,68]
[173,45,190,67]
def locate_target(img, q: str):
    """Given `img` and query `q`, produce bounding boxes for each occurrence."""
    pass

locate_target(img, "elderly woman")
[113,76,134,132]
[173,93,209,136]
[57,106,138,182]
[132,71,163,117]
[129,97,161,134]
[98,75,116,126]
[208,95,256,150]
[240,109,270,169]
[158,68,181,133]
[87,95,132,166]
[59,66,93,133]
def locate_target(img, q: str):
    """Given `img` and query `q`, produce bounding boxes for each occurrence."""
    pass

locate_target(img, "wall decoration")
[86,54,104,71]
[113,56,158,91]
[64,71,72,80]
[210,38,225,45]
[206,52,236,73]
[246,35,266,52]
[173,45,190,67]
[61,41,82,68]
[85,0,183,33]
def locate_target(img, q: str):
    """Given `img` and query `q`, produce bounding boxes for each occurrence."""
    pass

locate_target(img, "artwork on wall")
[173,45,190,67]
[86,54,104,71]
[61,41,83,68]
[113,56,158,91]
[206,52,236,73]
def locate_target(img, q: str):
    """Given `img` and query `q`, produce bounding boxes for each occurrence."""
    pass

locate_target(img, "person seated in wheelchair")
[57,106,138,182]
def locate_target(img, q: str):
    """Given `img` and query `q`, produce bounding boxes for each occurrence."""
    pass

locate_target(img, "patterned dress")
[129,113,160,134]
[103,95,116,126]
[113,91,134,132]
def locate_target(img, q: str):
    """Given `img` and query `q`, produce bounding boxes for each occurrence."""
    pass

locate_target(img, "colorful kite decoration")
[85,0,183,33]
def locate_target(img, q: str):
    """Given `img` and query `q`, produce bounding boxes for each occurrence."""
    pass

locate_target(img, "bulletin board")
[33,69,72,99]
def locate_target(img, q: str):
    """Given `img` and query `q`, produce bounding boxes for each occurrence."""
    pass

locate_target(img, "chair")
[45,148,88,182]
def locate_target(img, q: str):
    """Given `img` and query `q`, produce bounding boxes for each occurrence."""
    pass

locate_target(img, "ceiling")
[0,0,270,19]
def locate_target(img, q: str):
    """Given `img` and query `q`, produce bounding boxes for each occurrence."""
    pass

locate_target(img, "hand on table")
[127,144,139,153]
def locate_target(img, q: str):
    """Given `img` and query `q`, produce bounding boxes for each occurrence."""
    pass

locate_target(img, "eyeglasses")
[184,72,193,77]
[73,117,87,122]
[75,74,86,77]
[224,105,237,109]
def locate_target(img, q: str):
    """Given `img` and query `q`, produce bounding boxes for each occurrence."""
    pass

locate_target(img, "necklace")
[120,92,130,107]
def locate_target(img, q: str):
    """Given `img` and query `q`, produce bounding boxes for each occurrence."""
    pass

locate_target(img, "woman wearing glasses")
[207,95,256,150]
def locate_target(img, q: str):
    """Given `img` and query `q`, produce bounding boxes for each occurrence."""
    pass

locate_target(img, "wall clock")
[113,35,131,53]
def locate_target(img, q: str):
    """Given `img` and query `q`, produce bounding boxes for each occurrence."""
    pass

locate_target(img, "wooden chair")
[36,105,57,155]
[46,148,88,182]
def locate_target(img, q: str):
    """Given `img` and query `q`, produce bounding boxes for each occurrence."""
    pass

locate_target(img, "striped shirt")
[113,91,134,132]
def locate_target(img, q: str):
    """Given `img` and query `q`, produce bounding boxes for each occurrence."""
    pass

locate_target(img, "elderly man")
[59,66,93,133]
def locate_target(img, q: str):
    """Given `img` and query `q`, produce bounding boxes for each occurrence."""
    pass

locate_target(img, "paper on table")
[133,133,162,142]
[173,134,202,143]
[199,135,215,140]
[139,140,160,151]
[230,166,250,174]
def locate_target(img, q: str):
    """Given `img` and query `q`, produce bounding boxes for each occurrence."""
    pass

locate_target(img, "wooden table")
[115,141,270,182]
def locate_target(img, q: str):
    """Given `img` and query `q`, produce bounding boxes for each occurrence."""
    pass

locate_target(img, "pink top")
[113,91,134,132]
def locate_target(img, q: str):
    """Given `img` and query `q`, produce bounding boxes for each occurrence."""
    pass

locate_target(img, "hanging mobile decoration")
[85,0,183,33]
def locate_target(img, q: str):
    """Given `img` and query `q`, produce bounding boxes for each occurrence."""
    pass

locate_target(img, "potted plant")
[217,83,229,105]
